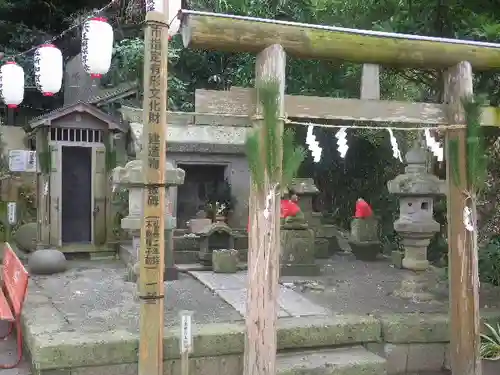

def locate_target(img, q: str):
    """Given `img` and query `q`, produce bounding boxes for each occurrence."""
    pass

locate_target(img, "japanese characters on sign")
[7,202,16,225]
[179,311,193,353]
[144,215,161,266]
[146,24,162,172]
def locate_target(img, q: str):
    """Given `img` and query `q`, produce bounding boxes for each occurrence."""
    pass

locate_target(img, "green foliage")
[245,80,306,193]
[463,96,488,193]
[480,323,500,360]
[282,128,306,191]
[110,37,191,111]
[479,236,500,286]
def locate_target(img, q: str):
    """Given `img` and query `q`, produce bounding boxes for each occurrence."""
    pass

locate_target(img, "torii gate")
[180,10,500,375]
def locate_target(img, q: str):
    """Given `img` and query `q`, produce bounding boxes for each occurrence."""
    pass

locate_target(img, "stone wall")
[22,309,500,375]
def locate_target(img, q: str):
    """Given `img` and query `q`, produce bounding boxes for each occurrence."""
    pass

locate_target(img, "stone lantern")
[112,159,185,280]
[288,178,319,220]
[387,144,445,271]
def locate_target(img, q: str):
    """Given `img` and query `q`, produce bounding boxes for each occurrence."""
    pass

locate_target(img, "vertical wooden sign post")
[138,3,169,375]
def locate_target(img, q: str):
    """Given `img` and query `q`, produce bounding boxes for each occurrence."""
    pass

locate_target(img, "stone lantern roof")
[387,144,446,197]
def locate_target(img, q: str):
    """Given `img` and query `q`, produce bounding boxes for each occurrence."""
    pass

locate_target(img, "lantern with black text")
[81,17,114,79]
[0,62,24,108]
[34,44,63,96]
[145,0,163,12]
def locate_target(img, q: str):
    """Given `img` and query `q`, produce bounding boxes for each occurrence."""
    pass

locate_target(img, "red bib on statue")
[247,200,301,231]
[354,199,373,218]
[281,199,300,218]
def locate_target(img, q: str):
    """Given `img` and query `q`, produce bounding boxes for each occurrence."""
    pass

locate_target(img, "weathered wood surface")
[360,64,380,100]
[138,9,167,375]
[121,87,500,127]
[181,12,500,70]
[194,87,500,126]
[444,61,481,375]
[245,44,285,375]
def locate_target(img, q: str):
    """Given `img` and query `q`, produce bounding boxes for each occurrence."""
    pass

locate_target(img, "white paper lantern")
[145,0,182,38]
[34,44,63,96]
[81,17,114,79]
[168,0,182,37]
[0,62,24,108]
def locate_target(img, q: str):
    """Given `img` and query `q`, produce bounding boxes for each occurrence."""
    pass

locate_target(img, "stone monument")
[112,159,185,281]
[348,215,382,261]
[280,216,320,276]
[387,144,445,271]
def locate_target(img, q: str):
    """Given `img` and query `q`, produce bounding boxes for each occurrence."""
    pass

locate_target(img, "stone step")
[277,346,387,375]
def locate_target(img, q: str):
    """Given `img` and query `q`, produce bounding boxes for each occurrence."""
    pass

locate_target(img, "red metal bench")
[0,242,29,369]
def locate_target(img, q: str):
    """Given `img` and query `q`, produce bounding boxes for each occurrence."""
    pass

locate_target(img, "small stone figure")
[348,198,382,261]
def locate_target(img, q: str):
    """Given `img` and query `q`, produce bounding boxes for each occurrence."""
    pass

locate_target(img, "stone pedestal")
[396,228,438,271]
[212,249,238,273]
[348,217,381,261]
[112,159,185,281]
[280,220,319,276]
[314,224,342,258]
[392,269,442,302]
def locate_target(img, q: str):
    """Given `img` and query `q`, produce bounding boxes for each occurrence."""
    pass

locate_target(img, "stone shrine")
[387,144,446,271]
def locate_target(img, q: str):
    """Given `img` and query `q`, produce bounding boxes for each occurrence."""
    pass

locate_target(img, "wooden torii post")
[180,10,500,375]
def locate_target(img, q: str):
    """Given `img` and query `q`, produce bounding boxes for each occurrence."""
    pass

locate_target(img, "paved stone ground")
[27,260,241,334]
[0,322,30,375]
[188,253,500,316]
[282,254,500,315]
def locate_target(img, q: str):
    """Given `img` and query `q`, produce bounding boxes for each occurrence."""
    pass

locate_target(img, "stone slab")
[190,271,247,290]
[216,289,290,317]
[278,287,329,317]
[24,315,381,370]
[189,271,329,318]
[277,346,386,375]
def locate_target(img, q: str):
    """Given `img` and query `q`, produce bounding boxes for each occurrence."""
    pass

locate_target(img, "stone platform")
[18,258,500,375]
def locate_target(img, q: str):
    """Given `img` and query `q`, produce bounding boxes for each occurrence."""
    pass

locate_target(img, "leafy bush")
[479,236,500,286]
